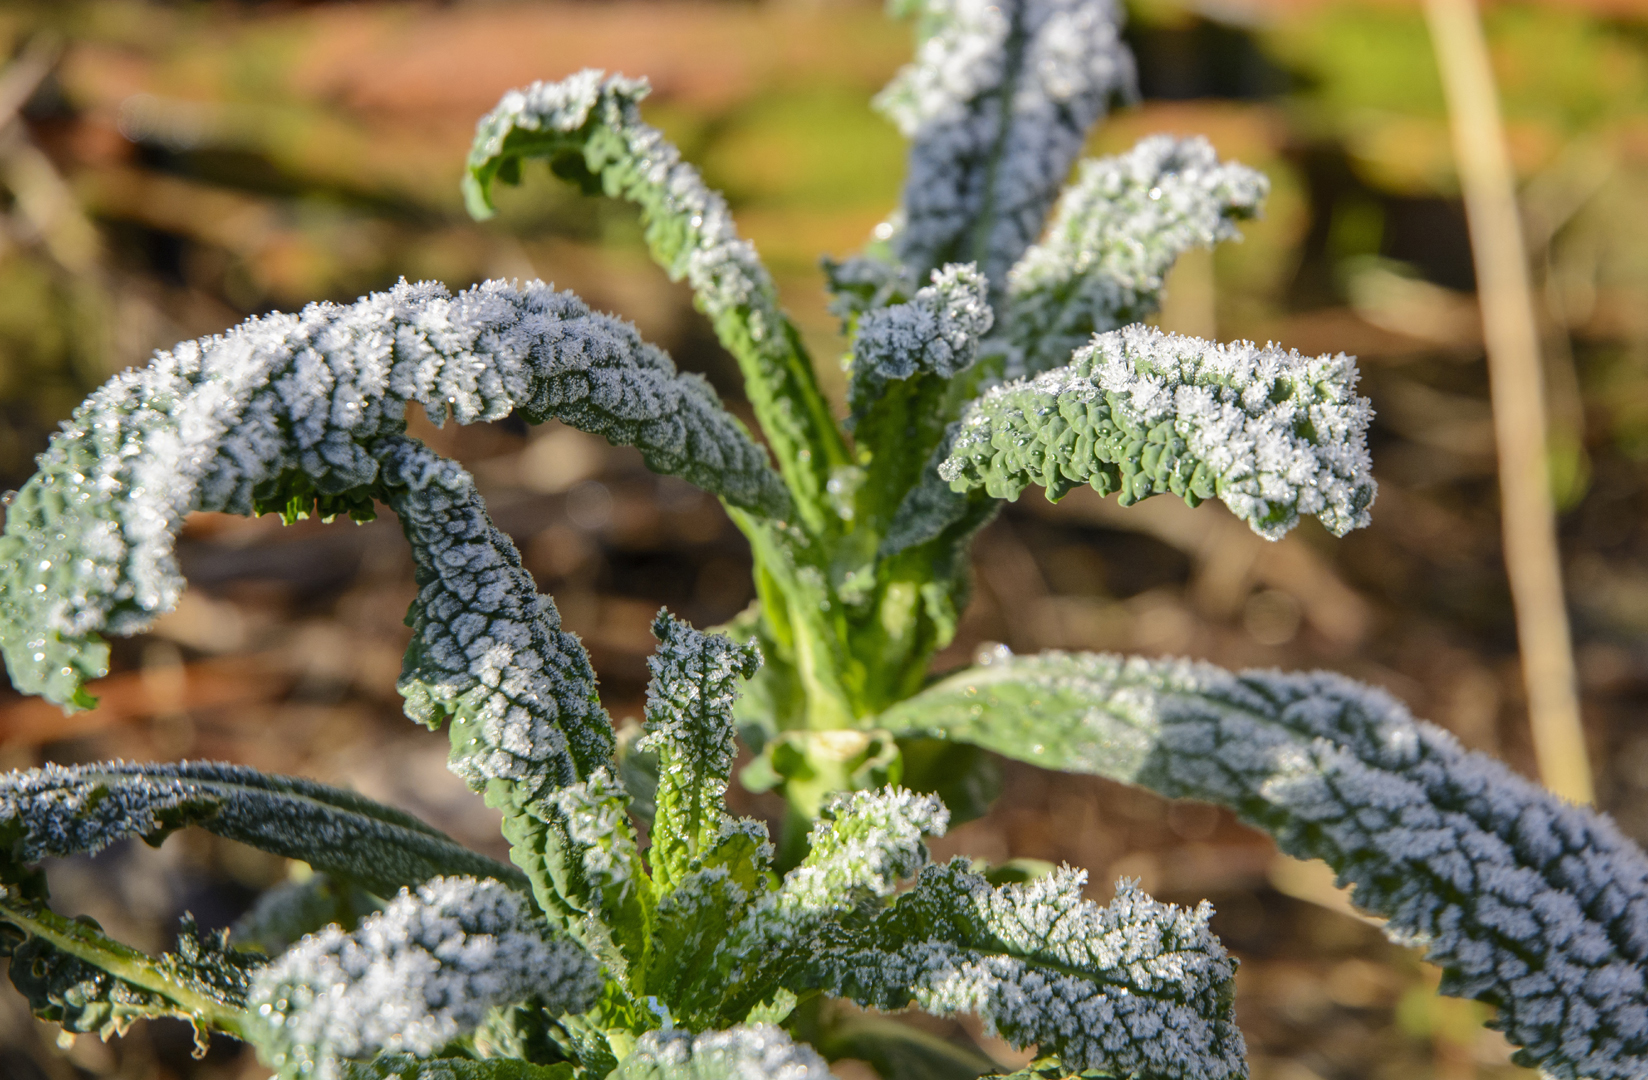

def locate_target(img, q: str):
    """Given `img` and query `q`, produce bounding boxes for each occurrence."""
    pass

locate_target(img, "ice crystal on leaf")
[0,278,784,711]
[250,877,601,1080]
[940,323,1376,539]
[615,1024,837,1080]
[876,0,1137,290]
[778,789,948,915]
[880,649,1648,1080]
[998,134,1270,380]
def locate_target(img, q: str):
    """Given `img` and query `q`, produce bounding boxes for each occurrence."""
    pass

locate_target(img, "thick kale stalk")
[880,649,1648,1080]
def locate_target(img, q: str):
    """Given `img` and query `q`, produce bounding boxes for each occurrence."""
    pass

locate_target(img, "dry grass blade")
[1425,0,1593,804]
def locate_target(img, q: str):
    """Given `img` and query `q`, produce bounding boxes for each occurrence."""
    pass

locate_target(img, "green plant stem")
[0,896,250,1038]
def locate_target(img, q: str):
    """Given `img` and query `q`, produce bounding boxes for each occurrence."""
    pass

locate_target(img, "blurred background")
[2,0,1647,1077]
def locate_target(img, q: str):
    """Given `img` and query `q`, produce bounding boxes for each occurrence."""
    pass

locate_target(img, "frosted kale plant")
[0,1,1644,1078]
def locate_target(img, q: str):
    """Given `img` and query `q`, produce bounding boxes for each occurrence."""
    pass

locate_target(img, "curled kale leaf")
[938,324,1376,539]
[847,263,993,432]
[0,278,785,711]
[815,862,1244,1080]
[378,435,611,796]
[880,648,1648,1080]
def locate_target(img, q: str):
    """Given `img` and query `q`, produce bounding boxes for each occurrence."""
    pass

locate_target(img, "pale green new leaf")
[465,71,844,532]
[528,767,653,977]
[0,278,784,713]
[878,649,1648,1080]
[638,612,763,889]
[998,135,1270,380]
[613,1024,838,1080]
[938,324,1376,539]
[811,860,1244,1080]
[0,760,525,899]
[249,876,602,1080]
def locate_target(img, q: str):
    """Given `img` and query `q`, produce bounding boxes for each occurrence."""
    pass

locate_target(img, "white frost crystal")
[876,0,1136,288]
[880,649,1648,1080]
[250,876,600,1080]
[0,277,785,709]
[1000,134,1270,379]
[617,1024,837,1080]
[940,323,1376,539]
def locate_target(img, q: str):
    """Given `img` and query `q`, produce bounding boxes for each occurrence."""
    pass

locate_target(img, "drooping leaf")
[377,434,611,798]
[876,0,1137,293]
[466,72,846,534]
[811,860,1245,1080]
[997,135,1270,381]
[937,324,1376,540]
[0,278,786,712]
[878,649,1648,1080]
[249,876,603,1080]
[612,1024,838,1080]
[638,612,762,889]
[0,896,254,1041]
[0,760,525,899]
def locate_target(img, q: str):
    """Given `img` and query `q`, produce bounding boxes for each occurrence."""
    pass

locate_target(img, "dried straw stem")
[1425,0,1592,803]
